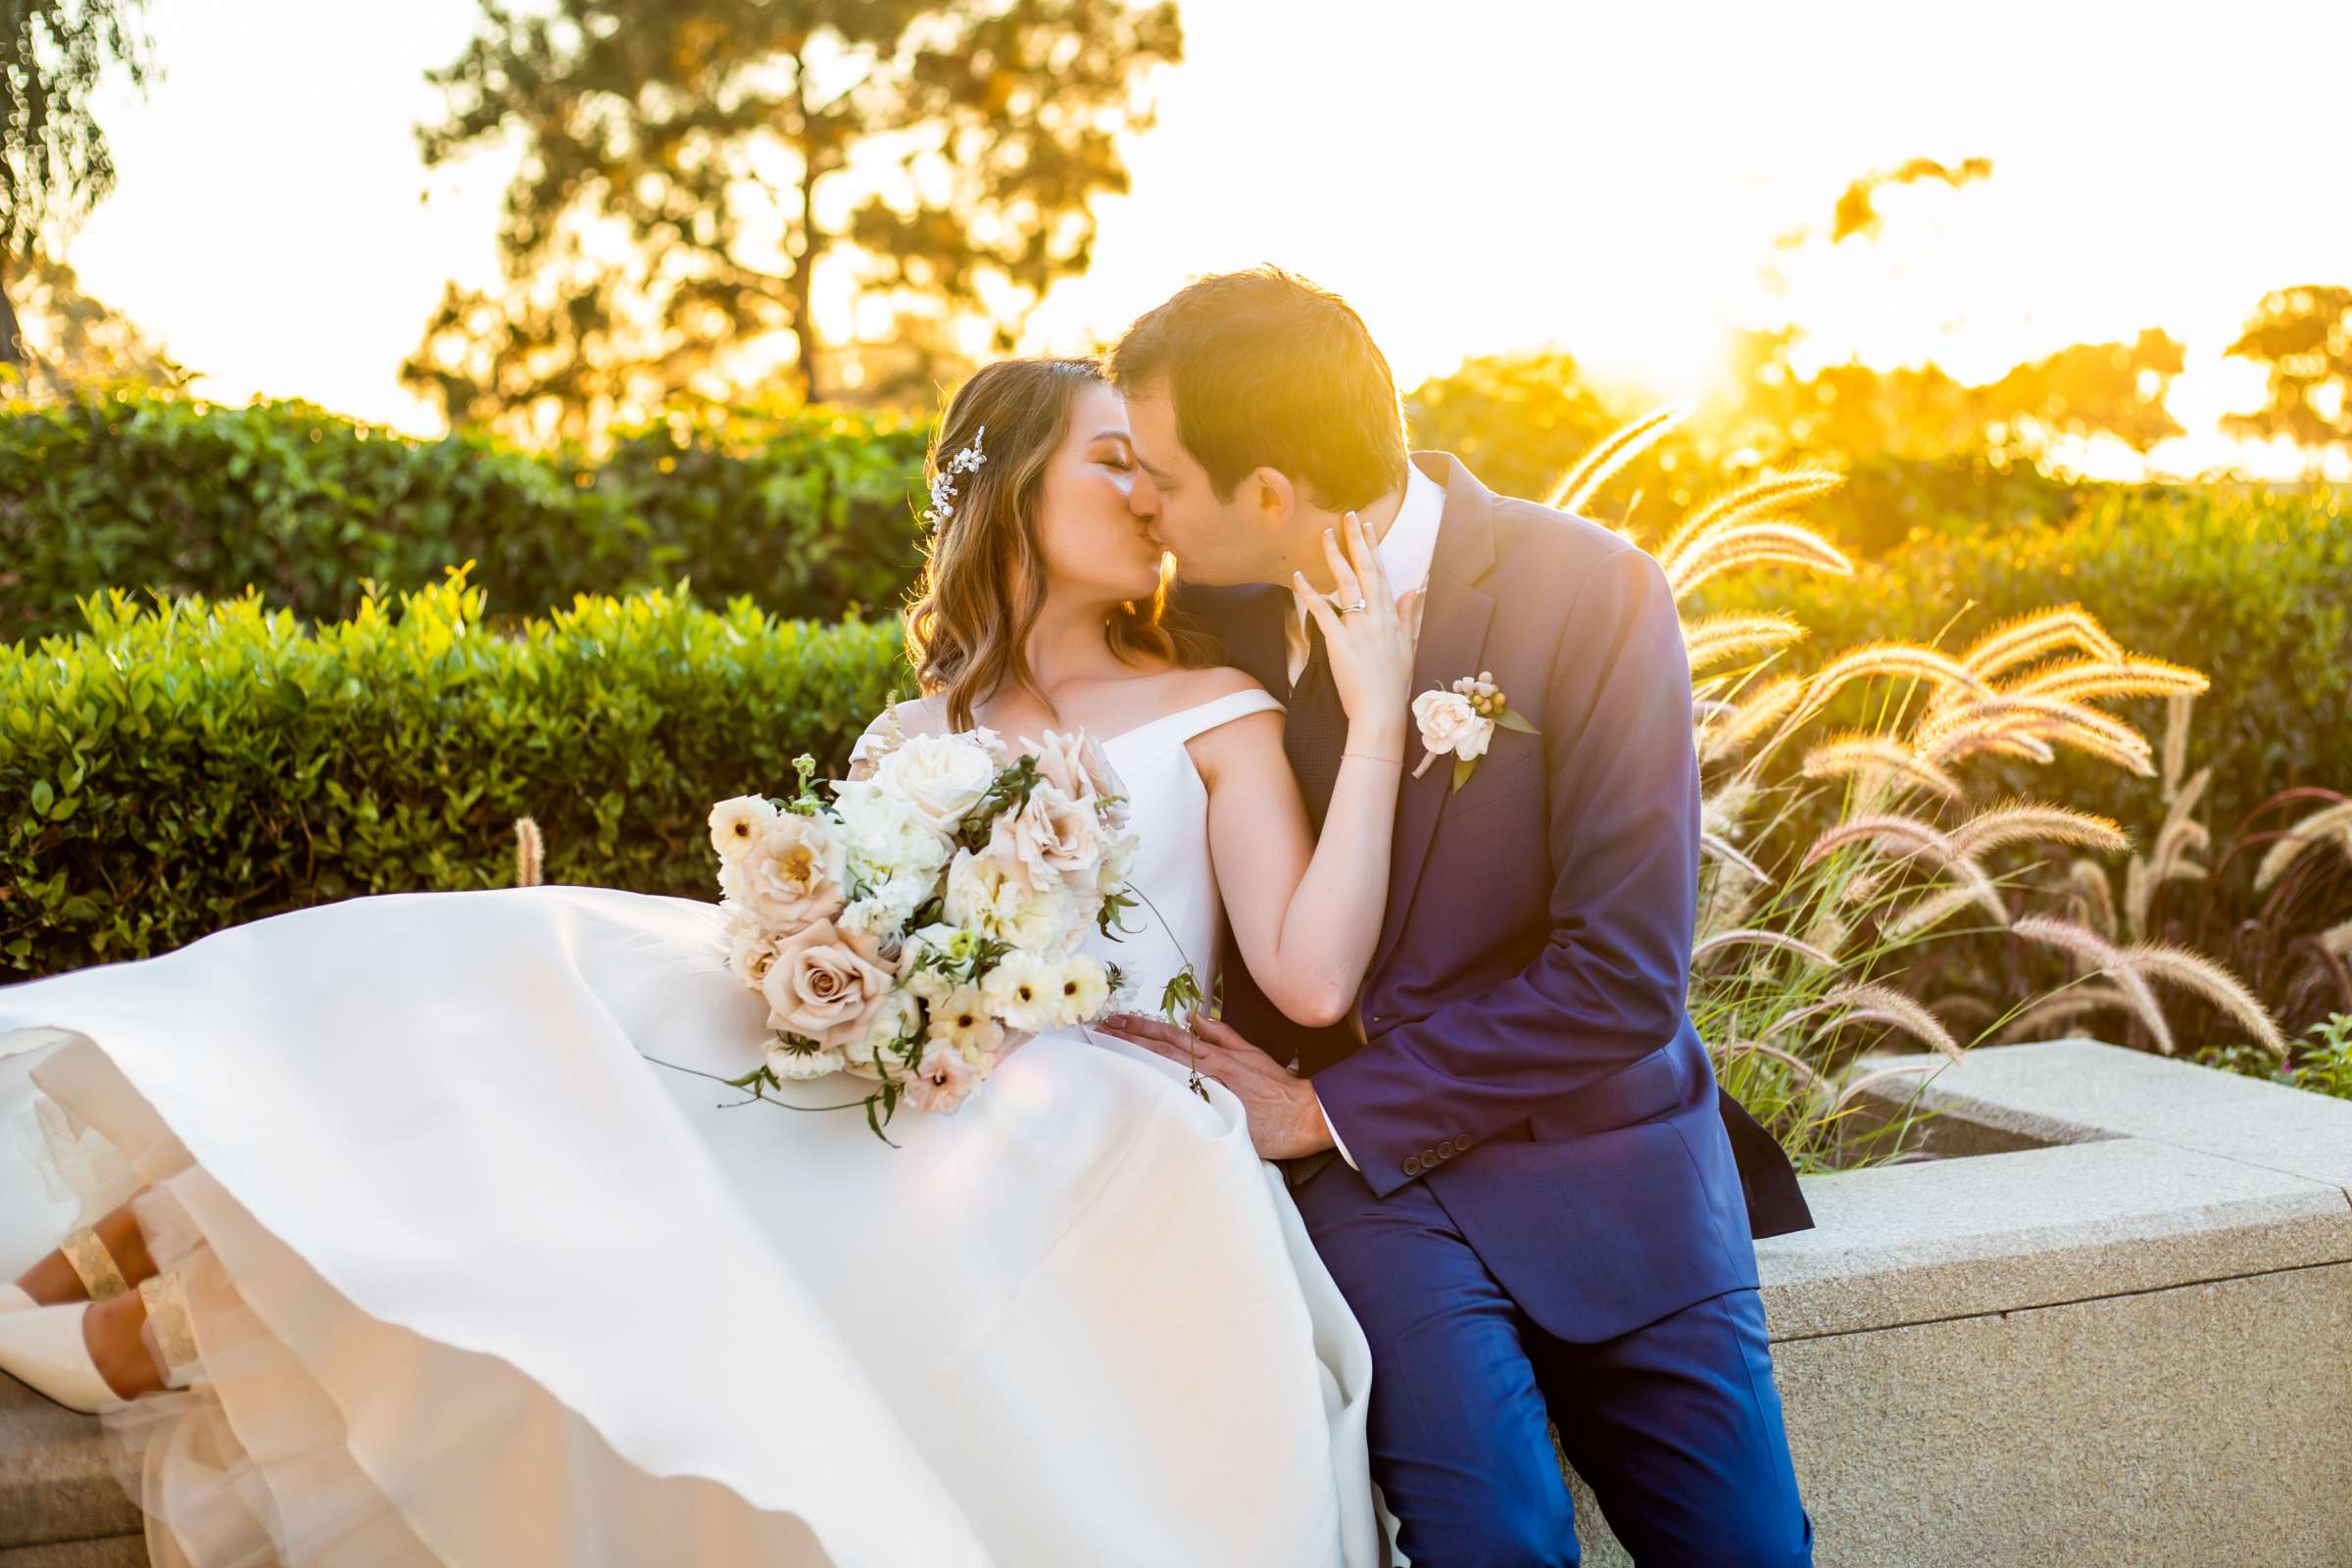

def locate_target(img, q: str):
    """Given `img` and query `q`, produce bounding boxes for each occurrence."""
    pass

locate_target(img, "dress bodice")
[1085,687,1285,1018]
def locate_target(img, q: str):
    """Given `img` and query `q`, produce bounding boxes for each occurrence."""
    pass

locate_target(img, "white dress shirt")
[1293,461,1446,1168]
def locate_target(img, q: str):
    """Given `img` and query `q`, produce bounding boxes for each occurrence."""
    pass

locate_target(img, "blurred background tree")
[0,0,157,374]
[2226,284,2352,475]
[1,251,181,396]
[403,0,1182,448]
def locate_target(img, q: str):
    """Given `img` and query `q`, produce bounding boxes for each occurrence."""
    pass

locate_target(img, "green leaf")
[1450,757,1475,792]
[1494,709,1540,735]
[28,779,53,815]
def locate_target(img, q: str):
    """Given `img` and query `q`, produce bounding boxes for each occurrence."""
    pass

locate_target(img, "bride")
[0,356,1420,1567]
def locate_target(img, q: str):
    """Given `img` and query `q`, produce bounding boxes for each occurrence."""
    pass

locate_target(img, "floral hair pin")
[921,426,988,529]
[1411,671,1538,790]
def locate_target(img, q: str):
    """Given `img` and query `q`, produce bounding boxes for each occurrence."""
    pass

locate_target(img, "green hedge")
[0,385,933,643]
[1693,485,2352,840]
[1,573,906,977]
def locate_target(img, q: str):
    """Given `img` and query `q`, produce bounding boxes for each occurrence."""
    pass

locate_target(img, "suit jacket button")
[1438,1138,1456,1157]
[1402,1155,1423,1177]
[1420,1147,1440,1167]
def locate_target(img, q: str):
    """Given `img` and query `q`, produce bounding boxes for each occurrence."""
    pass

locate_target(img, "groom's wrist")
[1311,1087,1356,1169]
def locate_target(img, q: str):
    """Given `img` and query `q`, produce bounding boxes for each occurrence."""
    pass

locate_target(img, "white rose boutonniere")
[1411,670,1538,791]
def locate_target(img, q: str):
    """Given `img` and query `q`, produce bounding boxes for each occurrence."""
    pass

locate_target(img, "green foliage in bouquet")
[0,569,904,976]
[0,383,933,642]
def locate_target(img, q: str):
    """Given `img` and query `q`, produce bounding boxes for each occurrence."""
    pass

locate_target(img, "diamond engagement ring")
[1336,598,1370,616]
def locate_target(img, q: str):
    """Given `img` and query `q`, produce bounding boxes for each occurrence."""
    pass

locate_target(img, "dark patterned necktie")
[1286,614,1348,827]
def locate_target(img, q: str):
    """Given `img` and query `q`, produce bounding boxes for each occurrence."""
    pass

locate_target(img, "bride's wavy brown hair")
[905,357,1217,731]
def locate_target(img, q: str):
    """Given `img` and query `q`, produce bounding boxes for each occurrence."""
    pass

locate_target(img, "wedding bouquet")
[706,710,1141,1136]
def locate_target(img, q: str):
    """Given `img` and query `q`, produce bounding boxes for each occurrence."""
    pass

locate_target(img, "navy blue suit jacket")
[1182,453,1811,1345]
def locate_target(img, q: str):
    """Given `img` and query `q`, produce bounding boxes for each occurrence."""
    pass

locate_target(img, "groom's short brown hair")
[1106,268,1409,512]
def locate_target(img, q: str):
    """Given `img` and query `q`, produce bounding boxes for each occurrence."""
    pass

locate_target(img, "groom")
[1099,270,1814,1566]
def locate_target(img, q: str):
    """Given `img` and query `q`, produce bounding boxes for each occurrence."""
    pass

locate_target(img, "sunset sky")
[56,0,2352,475]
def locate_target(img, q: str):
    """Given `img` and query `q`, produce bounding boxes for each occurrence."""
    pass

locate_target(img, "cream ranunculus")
[708,794,781,863]
[874,733,999,836]
[720,812,849,933]
[943,848,1078,953]
[987,782,1106,889]
[723,906,783,991]
[759,918,895,1050]
[1043,954,1111,1027]
[927,984,1007,1067]
[1412,689,1494,762]
[979,950,1062,1033]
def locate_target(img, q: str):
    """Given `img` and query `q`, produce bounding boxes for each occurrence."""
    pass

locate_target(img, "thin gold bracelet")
[1341,750,1405,765]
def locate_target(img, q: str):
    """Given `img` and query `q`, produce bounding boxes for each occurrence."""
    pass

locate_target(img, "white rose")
[832,779,955,881]
[987,782,1106,888]
[875,734,999,835]
[708,794,780,862]
[1412,689,1494,762]
[846,989,922,1073]
[765,1040,848,1081]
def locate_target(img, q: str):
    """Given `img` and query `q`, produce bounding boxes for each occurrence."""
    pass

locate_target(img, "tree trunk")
[789,58,822,405]
[0,270,23,367]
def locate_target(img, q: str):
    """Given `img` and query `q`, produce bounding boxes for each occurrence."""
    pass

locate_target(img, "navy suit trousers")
[1295,1161,1814,1568]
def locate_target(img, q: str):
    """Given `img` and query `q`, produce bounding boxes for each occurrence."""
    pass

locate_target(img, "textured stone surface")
[0,1375,138,1553]
[1756,1136,2352,1337]
[1872,1037,2352,1192]
[1574,1262,2352,1568]
[0,1539,148,1567]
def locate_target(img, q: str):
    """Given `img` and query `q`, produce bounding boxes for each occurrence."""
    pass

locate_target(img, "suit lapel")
[1372,455,1497,976]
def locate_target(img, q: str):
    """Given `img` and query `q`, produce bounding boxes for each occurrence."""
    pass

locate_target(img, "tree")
[2,251,181,395]
[405,0,1182,446]
[2225,284,2352,472]
[0,0,157,366]
[1402,348,1623,506]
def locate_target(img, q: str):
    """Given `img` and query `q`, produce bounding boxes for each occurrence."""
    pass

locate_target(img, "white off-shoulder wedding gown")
[0,686,1387,1567]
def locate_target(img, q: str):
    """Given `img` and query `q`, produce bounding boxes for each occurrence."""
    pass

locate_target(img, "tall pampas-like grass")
[1545,403,1689,515]
[1547,402,2294,1168]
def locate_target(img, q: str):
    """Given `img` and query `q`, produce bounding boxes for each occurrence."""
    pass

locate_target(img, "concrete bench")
[9,1040,2349,1565]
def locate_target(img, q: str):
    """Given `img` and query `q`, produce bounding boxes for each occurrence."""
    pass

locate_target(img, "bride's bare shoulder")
[1155,663,1271,710]
[881,692,951,739]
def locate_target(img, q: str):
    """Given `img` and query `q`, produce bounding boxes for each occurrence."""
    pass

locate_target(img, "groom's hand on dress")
[1096,1011,1336,1162]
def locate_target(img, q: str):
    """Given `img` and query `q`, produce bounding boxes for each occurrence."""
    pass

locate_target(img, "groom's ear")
[1243,466,1298,535]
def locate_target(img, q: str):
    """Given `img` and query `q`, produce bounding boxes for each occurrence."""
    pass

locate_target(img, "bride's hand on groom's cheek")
[1095,1011,1336,1161]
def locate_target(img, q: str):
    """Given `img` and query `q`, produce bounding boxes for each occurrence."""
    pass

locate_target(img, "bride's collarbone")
[975,668,1232,748]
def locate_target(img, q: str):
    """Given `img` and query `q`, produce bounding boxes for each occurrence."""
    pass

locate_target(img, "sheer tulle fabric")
[0,688,1384,1567]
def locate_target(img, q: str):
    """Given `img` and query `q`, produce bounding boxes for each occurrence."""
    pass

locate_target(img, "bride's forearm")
[1264,722,1403,1025]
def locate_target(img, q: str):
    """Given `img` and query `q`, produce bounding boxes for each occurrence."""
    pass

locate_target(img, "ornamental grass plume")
[1545,402,1688,515]
[1545,401,2284,1170]
[514,815,545,887]
[1684,612,1808,674]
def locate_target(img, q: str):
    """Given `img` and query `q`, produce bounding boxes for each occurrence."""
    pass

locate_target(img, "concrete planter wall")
[1574,1039,2352,1567]
[8,1039,2351,1565]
